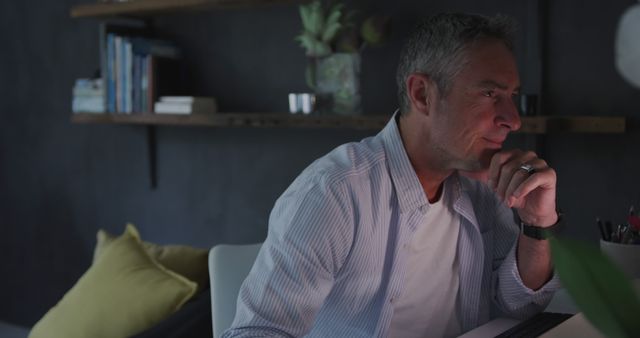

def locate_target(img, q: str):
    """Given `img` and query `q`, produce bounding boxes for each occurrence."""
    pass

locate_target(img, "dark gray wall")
[1,0,639,326]
[545,0,640,243]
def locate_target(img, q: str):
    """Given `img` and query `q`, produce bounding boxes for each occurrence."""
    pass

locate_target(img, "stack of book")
[104,31,182,114]
[154,96,217,115]
[72,78,105,113]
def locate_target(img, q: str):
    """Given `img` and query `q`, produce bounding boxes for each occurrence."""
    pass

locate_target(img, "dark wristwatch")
[515,212,563,240]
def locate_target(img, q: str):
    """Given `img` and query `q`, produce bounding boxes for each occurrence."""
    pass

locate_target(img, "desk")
[540,313,604,338]
[542,278,640,337]
[460,279,639,337]
[458,313,604,338]
[457,318,522,338]
[458,288,582,337]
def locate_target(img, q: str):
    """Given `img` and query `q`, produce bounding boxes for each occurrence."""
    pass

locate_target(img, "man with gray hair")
[224,13,560,338]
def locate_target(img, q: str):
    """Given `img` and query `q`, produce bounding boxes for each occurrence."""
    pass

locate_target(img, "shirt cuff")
[497,243,562,311]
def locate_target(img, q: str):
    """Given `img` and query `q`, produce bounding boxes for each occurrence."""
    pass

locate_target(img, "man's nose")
[496,96,521,131]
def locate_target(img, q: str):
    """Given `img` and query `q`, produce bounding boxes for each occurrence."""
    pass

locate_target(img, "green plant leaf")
[306,1,324,36]
[550,237,640,338]
[299,3,312,31]
[325,3,344,26]
[321,3,343,43]
[295,32,331,58]
[294,33,315,54]
[321,22,342,43]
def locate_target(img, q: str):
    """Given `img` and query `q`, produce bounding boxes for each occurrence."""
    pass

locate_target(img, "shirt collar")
[380,111,469,215]
[379,111,428,213]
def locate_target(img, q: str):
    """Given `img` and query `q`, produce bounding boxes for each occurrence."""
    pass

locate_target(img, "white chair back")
[208,243,262,338]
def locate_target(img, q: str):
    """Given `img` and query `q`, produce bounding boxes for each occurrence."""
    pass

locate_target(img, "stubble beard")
[455,147,500,173]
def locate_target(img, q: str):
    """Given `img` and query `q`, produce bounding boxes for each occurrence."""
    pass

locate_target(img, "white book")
[154,102,192,114]
[153,100,217,115]
[73,87,105,97]
[73,97,106,113]
[159,96,216,105]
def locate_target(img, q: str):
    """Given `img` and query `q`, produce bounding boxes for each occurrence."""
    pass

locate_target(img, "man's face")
[428,38,521,172]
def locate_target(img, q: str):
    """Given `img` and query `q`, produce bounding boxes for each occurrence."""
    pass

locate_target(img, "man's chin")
[458,150,496,182]
[461,154,493,172]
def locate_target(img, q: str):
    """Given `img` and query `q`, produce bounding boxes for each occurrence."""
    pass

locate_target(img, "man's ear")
[406,73,436,115]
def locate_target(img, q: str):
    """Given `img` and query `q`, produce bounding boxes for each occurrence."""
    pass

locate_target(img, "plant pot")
[313,53,361,115]
[600,240,640,278]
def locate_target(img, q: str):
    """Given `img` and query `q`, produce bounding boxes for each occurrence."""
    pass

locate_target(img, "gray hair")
[396,13,517,114]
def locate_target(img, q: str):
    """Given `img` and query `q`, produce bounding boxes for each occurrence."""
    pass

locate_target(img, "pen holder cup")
[600,240,640,278]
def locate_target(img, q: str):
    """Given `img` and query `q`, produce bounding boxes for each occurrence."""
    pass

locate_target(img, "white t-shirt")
[388,187,461,338]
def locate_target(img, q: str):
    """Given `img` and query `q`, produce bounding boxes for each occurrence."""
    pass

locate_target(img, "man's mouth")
[483,137,505,149]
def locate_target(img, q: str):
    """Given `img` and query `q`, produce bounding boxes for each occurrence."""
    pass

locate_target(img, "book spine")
[148,55,155,112]
[106,33,116,113]
[125,38,133,114]
[99,23,108,113]
[115,35,122,113]
[147,55,156,111]
[120,36,126,113]
[141,55,148,112]
[133,54,139,113]
[139,55,144,112]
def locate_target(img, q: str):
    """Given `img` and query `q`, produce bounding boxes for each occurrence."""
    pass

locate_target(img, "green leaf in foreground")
[550,237,640,338]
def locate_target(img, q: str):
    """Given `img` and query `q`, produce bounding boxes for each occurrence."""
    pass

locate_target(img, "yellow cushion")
[94,224,209,291]
[29,224,197,338]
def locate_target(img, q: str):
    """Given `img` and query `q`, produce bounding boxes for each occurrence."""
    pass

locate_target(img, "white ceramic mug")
[288,93,316,114]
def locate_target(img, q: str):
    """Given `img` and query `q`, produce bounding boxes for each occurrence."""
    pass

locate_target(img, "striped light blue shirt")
[223,114,560,337]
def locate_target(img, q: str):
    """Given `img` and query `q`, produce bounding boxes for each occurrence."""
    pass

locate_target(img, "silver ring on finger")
[518,163,535,174]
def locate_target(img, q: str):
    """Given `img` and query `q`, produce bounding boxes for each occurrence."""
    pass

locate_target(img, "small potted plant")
[295,0,390,115]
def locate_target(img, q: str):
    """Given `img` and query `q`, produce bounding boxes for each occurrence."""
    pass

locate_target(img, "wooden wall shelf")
[71,112,388,130]
[519,116,626,134]
[71,113,626,133]
[70,0,303,18]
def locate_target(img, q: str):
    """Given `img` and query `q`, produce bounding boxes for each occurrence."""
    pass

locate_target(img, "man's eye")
[482,90,494,97]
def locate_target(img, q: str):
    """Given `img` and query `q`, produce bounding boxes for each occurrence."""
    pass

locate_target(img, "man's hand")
[487,150,558,290]
[487,150,558,227]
